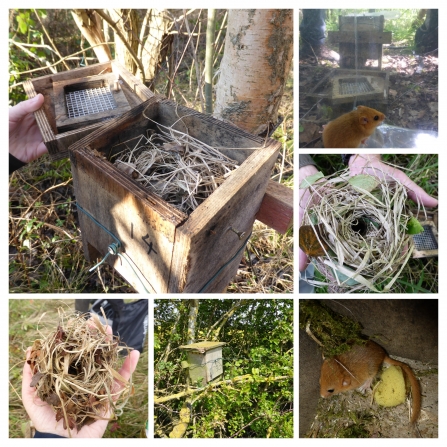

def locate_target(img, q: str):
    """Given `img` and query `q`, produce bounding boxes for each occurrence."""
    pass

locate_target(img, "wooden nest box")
[68,96,280,293]
[179,342,226,385]
[23,60,153,159]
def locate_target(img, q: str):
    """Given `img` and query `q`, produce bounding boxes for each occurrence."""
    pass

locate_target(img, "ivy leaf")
[348,175,379,193]
[299,171,324,189]
[406,217,424,235]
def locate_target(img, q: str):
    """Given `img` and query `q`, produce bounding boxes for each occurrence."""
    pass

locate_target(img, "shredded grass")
[111,118,239,215]
[8,73,293,294]
[28,308,132,436]
[306,154,439,293]
[302,169,418,293]
[9,299,148,438]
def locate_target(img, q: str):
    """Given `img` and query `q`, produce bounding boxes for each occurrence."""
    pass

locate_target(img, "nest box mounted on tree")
[179,341,226,385]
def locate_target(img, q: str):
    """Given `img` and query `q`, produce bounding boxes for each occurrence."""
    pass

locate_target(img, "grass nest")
[300,169,424,293]
[111,117,239,215]
[27,308,132,435]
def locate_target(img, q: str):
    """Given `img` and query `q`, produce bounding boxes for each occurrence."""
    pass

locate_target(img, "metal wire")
[412,225,438,251]
[66,86,117,118]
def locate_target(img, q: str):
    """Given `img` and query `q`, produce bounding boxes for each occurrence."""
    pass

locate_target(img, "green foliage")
[9,9,47,105]
[323,9,421,46]
[154,299,293,438]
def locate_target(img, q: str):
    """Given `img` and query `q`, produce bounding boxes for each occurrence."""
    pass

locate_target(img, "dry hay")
[27,308,132,436]
[300,168,424,293]
[111,119,239,215]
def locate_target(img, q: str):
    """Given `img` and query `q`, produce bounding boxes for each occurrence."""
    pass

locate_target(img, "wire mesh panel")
[66,86,117,118]
[339,78,374,95]
[54,73,132,133]
[413,225,438,251]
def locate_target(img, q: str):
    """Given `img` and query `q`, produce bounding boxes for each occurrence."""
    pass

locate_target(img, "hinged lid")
[179,341,226,353]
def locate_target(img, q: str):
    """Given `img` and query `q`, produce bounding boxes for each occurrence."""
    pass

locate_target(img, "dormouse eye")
[374,115,379,121]
[327,389,334,394]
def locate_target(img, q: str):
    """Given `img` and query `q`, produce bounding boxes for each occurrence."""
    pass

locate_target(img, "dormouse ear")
[359,116,368,125]
[342,376,351,387]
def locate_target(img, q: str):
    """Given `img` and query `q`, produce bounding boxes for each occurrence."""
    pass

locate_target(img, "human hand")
[22,323,140,438]
[348,154,438,208]
[9,94,47,163]
[299,164,319,272]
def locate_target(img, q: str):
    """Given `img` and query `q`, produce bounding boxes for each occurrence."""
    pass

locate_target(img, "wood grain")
[255,180,293,234]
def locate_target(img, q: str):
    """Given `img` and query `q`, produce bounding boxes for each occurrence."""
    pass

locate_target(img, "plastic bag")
[363,124,438,148]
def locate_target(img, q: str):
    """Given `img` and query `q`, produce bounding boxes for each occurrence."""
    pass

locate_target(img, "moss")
[299,300,365,356]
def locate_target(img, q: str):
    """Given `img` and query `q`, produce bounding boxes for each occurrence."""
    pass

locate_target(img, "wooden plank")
[112,59,154,102]
[23,79,59,155]
[169,142,280,292]
[53,73,131,132]
[31,61,113,90]
[68,96,160,156]
[24,60,153,158]
[255,180,293,234]
[328,31,392,44]
[158,100,268,165]
[70,147,186,293]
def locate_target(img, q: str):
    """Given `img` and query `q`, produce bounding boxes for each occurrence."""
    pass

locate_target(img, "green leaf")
[348,174,379,193]
[299,171,324,189]
[406,217,424,235]
[17,16,28,34]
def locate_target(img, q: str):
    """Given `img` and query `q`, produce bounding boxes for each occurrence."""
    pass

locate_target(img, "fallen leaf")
[45,393,61,406]
[30,372,45,387]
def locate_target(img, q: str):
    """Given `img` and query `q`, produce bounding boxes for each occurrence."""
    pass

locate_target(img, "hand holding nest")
[22,320,140,438]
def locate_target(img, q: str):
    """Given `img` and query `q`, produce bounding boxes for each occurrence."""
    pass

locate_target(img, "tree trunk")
[108,9,140,74]
[213,9,293,136]
[71,9,112,63]
[205,9,216,114]
[139,9,173,84]
[187,299,199,344]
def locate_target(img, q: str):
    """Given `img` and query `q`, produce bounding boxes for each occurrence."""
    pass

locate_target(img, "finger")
[118,350,140,383]
[9,94,44,124]
[299,248,309,272]
[383,167,439,207]
[353,163,438,208]
[111,350,140,397]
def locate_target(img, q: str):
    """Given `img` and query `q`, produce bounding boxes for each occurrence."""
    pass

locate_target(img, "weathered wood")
[70,146,186,293]
[328,31,392,44]
[53,73,131,132]
[255,180,293,234]
[112,60,154,102]
[69,97,281,293]
[169,142,279,293]
[24,60,154,158]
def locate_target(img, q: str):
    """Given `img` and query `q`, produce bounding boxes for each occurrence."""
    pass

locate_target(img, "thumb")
[299,248,309,272]
[9,94,44,123]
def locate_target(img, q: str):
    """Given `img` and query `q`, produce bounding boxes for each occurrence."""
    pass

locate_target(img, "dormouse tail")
[385,356,421,424]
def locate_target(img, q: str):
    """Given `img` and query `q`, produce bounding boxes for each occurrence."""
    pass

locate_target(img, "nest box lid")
[179,341,225,353]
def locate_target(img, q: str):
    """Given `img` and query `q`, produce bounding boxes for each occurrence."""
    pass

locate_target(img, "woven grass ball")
[300,171,423,293]
[27,309,132,435]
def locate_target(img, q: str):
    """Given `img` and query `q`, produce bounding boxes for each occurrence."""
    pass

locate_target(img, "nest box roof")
[179,341,226,353]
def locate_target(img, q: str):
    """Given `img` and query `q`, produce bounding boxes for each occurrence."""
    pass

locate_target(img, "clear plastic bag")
[363,124,438,148]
